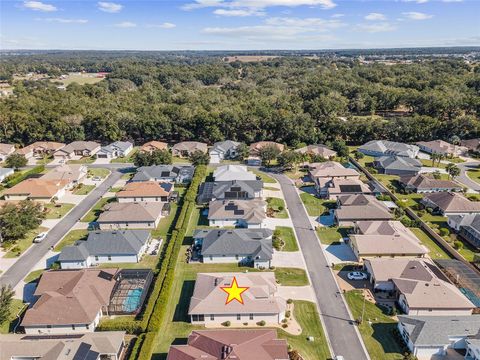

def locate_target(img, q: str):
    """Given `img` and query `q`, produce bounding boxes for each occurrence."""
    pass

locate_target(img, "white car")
[92,176,102,181]
[33,232,48,243]
[347,271,367,280]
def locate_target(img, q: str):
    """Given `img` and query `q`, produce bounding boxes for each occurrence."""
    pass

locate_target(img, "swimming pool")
[123,288,143,312]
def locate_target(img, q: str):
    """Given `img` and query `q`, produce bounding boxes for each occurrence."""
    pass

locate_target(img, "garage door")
[210,154,221,164]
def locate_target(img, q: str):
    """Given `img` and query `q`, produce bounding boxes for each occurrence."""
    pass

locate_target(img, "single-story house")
[97,202,166,229]
[116,181,173,203]
[416,140,468,157]
[0,167,14,182]
[373,156,422,176]
[421,192,480,216]
[460,138,480,152]
[132,165,195,184]
[209,140,240,164]
[188,272,286,326]
[247,141,285,165]
[193,228,273,268]
[295,144,336,159]
[320,177,373,200]
[309,161,360,195]
[334,194,393,226]
[208,199,267,228]
[213,164,257,182]
[16,141,65,159]
[3,178,70,202]
[166,330,289,360]
[97,141,133,159]
[358,140,419,158]
[466,339,480,360]
[397,315,480,359]
[139,140,168,154]
[399,174,463,193]
[54,141,101,160]
[40,164,87,188]
[0,331,126,360]
[58,230,150,269]
[21,268,119,334]
[197,180,263,204]
[0,143,15,161]
[447,213,480,249]
[172,141,208,158]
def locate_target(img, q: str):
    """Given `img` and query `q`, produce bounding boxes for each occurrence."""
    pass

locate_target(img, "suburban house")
[188,272,286,326]
[421,192,480,216]
[358,140,419,158]
[116,181,173,203]
[197,180,263,203]
[0,331,126,360]
[97,141,133,159]
[399,174,463,193]
[308,161,360,195]
[16,141,65,159]
[193,228,273,268]
[364,258,475,315]
[54,141,101,160]
[3,178,70,202]
[132,165,195,183]
[320,177,373,200]
[447,213,480,248]
[208,199,267,228]
[247,141,285,166]
[213,164,257,182]
[460,138,480,152]
[209,140,240,163]
[416,140,468,157]
[334,194,393,226]
[0,167,14,182]
[295,144,336,159]
[397,315,480,359]
[172,141,208,157]
[466,339,480,360]
[373,156,422,176]
[40,164,87,188]
[58,230,150,269]
[139,140,168,154]
[166,330,289,360]
[0,143,15,161]
[97,202,166,229]
[21,268,119,334]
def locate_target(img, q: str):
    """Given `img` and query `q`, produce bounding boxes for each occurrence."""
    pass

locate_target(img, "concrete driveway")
[323,243,357,264]
[278,286,316,302]
[272,250,307,269]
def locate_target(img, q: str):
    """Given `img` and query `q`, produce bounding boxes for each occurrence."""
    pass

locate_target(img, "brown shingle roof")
[0,143,15,155]
[249,141,285,154]
[140,141,168,152]
[399,174,462,191]
[97,202,164,223]
[295,144,336,158]
[4,178,70,198]
[336,195,392,221]
[309,161,359,179]
[116,181,170,198]
[422,192,480,213]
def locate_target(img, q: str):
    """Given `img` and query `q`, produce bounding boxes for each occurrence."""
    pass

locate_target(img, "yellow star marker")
[220,276,249,305]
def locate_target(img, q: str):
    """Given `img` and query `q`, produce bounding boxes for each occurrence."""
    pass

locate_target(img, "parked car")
[33,232,48,243]
[347,271,367,280]
[92,176,102,181]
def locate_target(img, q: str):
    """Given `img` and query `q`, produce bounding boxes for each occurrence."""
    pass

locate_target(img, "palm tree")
[446,163,460,180]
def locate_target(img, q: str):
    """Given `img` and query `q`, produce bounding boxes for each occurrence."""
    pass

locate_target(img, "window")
[108,255,112,261]
[237,314,241,320]
[72,324,75,330]
[235,255,239,260]
[46,325,52,329]
[249,314,254,320]
[86,324,89,330]
[192,315,205,322]
[210,314,215,321]
[95,256,99,261]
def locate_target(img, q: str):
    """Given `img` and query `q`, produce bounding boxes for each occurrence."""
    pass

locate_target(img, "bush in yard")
[288,350,302,360]
[285,310,291,318]
[272,236,283,251]
[282,323,288,328]
[454,241,463,250]
[256,320,266,326]
[287,298,293,304]
[439,228,450,237]
[136,332,156,360]
[222,321,231,327]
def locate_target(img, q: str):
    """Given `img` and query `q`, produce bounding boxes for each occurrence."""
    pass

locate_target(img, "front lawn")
[2,226,49,258]
[0,299,26,334]
[316,226,351,245]
[88,168,110,179]
[81,197,115,223]
[251,169,276,183]
[73,184,95,195]
[420,159,447,169]
[467,169,480,184]
[345,290,404,360]
[44,203,74,219]
[274,226,299,251]
[274,267,309,286]
[267,197,288,218]
[67,156,95,164]
[24,269,45,283]
[299,192,335,217]
[54,229,88,251]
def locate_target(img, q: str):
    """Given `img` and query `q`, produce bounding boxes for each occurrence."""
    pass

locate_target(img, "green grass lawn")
[316,226,351,245]
[299,192,335,217]
[420,159,447,169]
[81,197,115,222]
[410,228,450,259]
[275,226,299,251]
[467,169,480,184]
[0,299,26,334]
[88,168,110,178]
[44,203,74,219]
[264,186,280,191]
[98,254,159,270]
[73,184,95,195]
[24,269,45,283]
[111,147,138,163]
[274,267,309,286]
[67,156,95,164]
[121,172,135,180]
[345,290,404,360]
[251,169,276,183]
[109,187,122,192]
[2,226,49,258]
[267,197,288,218]
[54,229,88,251]
[151,201,180,240]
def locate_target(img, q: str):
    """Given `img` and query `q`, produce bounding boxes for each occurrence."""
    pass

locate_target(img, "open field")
[52,73,106,86]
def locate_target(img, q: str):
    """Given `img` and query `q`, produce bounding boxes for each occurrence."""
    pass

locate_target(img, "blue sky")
[0,0,479,50]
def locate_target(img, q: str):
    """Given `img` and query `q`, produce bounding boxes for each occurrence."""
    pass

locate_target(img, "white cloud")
[213,8,265,16]
[23,1,57,12]
[265,17,344,30]
[183,0,336,11]
[38,18,88,23]
[331,13,344,18]
[401,0,429,3]
[364,12,386,21]
[356,22,397,33]
[98,2,123,13]
[402,11,433,20]
[146,22,176,29]
[114,21,136,28]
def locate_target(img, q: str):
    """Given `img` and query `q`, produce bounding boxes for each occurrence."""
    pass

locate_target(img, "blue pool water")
[123,288,143,312]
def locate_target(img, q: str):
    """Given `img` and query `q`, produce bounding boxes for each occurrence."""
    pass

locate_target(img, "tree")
[258,144,281,166]
[134,149,172,167]
[189,150,210,165]
[236,143,250,161]
[354,151,365,161]
[332,139,349,158]
[446,163,460,179]
[0,285,14,324]
[288,350,303,360]
[432,170,442,179]
[0,200,45,242]
[5,153,27,169]
[278,150,301,171]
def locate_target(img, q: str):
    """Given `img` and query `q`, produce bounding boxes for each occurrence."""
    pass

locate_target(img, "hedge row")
[96,317,142,334]
[5,165,45,188]
[130,165,207,360]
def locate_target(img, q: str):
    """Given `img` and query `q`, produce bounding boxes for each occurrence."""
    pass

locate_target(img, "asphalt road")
[0,169,124,289]
[457,161,480,191]
[272,173,370,360]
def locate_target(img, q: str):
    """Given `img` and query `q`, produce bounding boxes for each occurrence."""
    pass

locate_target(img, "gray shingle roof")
[132,165,195,182]
[358,140,419,157]
[211,140,240,154]
[374,156,421,172]
[197,180,263,203]
[100,141,133,154]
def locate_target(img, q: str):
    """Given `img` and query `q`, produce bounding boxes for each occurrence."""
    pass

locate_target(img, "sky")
[0,0,479,50]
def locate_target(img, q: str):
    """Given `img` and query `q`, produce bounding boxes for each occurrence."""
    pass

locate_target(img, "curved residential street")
[457,161,480,192]
[272,173,370,360]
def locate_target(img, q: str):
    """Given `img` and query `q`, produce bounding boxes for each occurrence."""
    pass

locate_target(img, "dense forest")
[0,51,479,147]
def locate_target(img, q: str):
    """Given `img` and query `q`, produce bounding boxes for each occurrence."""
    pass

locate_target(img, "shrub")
[97,317,142,334]
[454,241,463,250]
[281,318,287,323]
[285,310,291,318]
[272,237,283,251]
[222,321,231,327]
[256,320,266,326]
[282,323,288,328]
[136,332,156,360]
[439,228,450,237]
[5,165,45,188]
[286,298,293,304]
